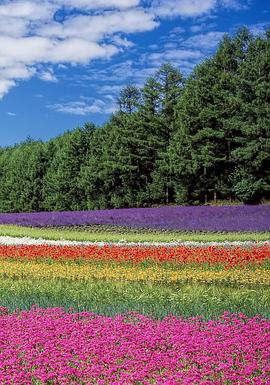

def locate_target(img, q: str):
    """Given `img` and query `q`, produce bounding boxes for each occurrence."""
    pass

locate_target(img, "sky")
[0,0,269,146]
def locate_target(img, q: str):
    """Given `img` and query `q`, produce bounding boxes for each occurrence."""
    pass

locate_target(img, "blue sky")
[0,0,269,146]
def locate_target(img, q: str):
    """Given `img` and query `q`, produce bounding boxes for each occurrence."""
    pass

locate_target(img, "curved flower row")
[1,205,269,231]
[0,308,269,385]
[0,244,270,267]
[1,260,269,285]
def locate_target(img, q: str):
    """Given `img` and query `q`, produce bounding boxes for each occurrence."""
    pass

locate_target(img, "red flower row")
[0,244,269,267]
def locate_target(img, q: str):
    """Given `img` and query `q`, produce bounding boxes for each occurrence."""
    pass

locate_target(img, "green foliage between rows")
[1,225,270,242]
[0,27,270,211]
[1,278,269,319]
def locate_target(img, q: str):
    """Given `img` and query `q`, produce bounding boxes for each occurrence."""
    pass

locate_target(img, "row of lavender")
[0,205,270,231]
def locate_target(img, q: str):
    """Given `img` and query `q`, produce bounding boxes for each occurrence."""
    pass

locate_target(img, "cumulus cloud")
[0,0,157,98]
[0,79,16,98]
[0,1,53,19]
[0,0,250,99]
[38,9,157,41]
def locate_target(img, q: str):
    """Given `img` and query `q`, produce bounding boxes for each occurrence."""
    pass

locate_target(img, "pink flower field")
[0,308,269,385]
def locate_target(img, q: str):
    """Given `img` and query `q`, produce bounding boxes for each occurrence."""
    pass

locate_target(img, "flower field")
[0,205,270,231]
[1,309,269,385]
[0,207,269,384]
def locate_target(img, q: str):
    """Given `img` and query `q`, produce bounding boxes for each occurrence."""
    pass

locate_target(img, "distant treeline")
[0,27,270,212]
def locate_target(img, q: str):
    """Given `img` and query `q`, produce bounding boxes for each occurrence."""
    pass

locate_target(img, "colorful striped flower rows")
[0,244,269,287]
[0,237,270,384]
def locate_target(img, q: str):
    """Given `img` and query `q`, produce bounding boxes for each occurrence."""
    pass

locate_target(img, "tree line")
[0,27,269,212]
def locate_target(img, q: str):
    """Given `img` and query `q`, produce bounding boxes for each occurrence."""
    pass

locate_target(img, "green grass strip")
[0,225,270,242]
[0,277,269,319]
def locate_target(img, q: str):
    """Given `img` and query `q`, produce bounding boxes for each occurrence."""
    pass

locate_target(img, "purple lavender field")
[0,205,269,232]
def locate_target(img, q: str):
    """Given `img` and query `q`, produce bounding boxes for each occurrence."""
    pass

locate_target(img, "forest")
[0,27,269,212]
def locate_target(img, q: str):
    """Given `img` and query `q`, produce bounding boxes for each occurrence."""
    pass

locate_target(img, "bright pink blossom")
[0,308,269,384]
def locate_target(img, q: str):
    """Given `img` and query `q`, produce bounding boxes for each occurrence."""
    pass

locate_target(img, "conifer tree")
[231,28,270,202]
[150,63,184,203]
[43,124,95,210]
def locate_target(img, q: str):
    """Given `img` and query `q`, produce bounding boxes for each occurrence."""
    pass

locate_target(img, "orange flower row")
[0,244,269,267]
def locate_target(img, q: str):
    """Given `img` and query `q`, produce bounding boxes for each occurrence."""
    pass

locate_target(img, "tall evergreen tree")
[170,29,254,204]
[117,85,141,114]
[231,28,270,202]
[79,126,111,209]
[43,124,95,211]
[149,63,184,203]
[0,140,47,212]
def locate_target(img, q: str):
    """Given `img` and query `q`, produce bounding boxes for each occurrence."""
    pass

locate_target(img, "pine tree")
[117,85,141,114]
[147,64,184,203]
[231,29,270,202]
[43,124,95,211]
[171,30,254,204]
[0,140,47,212]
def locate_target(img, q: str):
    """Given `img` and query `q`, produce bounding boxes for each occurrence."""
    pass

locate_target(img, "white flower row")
[0,236,269,248]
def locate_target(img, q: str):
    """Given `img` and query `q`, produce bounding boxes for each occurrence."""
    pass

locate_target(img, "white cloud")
[147,49,203,63]
[48,99,117,115]
[0,79,16,98]
[0,17,28,37]
[170,27,185,34]
[220,0,249,10]
[7,111,16,116]
[0,0,250,99]
[183,31,225,50]
[85,60,159,85]
[152,0,217,18]
[0,2,53,19]
[38,69,57,82]
[38,10,157,41]
[0,65,35,80]
[53,0,140,9]
[164,42,179,49]
[151,0,250,18]
[97,85,123,95]
[249,23,268,36]
[0,1,157,99]
[110,35,135,48]
[190,22,217,33]
[142,31,224,75]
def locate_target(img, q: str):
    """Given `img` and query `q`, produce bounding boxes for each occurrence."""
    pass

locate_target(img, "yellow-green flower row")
[1,260,269,286]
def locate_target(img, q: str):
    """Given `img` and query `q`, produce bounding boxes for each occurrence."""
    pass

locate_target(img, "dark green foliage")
[170,28,270,204]
[0,139,47,212]
[43,124,95,211]
[0,27,269,211]
[230,29,270,203]
[147,63,184,204]
[117,84,141,114]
